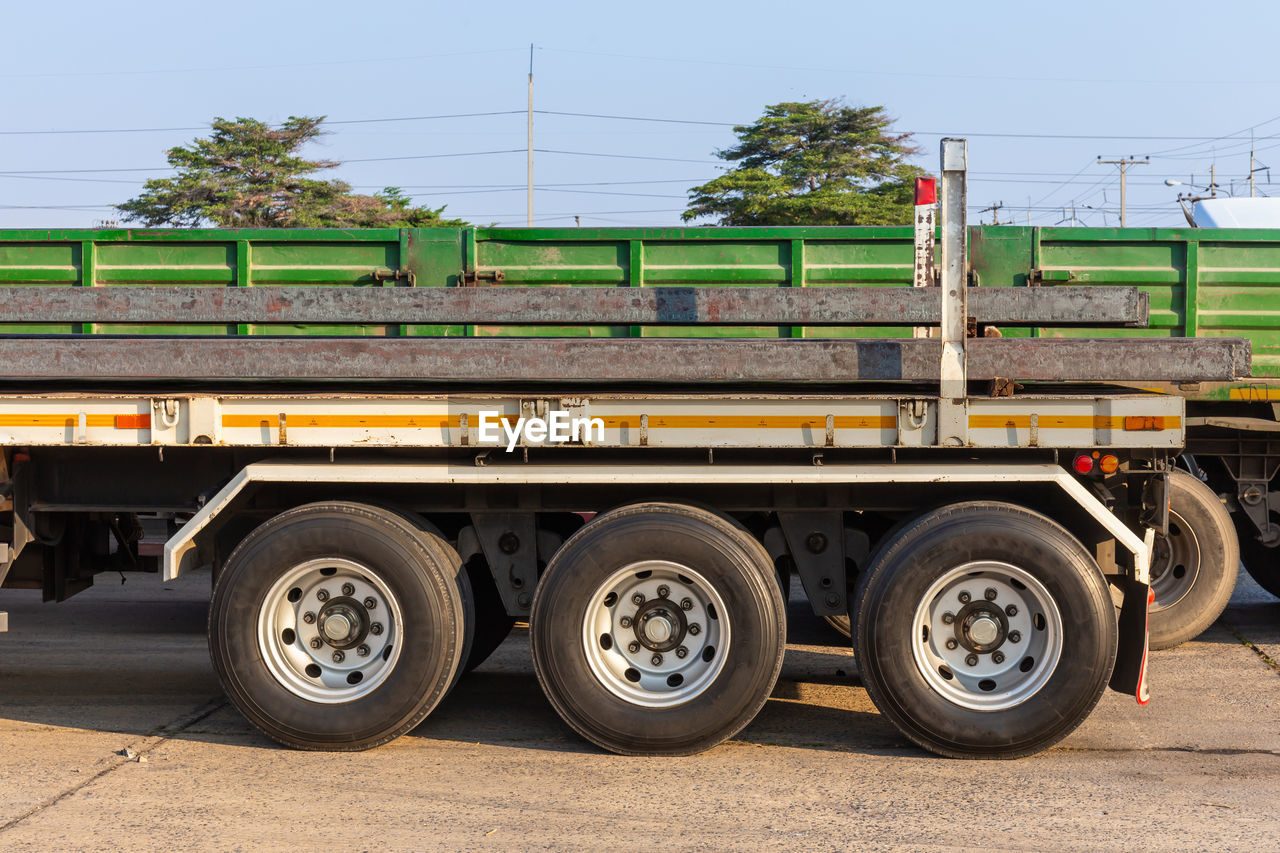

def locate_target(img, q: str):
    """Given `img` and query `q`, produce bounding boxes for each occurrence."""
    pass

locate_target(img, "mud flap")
[1109,579,1152,704]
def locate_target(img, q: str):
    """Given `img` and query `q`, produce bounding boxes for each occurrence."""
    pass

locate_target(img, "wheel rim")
[1149,509,1201,611]
[582,560,730,709]
[911,560,1063,712]
[257,557,404,704]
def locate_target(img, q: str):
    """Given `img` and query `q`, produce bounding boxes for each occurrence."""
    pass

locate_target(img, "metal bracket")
[371,267,415,286]
[776,511,868,618]
[471,512,539,616]
[461,268,506,286]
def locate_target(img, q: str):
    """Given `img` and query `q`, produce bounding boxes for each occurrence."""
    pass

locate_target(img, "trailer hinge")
[371,267,415,286]
[461,268,506,286]
[1027,268,1077,286]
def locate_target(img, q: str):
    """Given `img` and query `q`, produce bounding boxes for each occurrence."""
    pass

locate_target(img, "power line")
[343,149,524,164]
[537,46,1280,87]
[534,149,720,164]
[0,48,526,80]
[10,103,1280,144]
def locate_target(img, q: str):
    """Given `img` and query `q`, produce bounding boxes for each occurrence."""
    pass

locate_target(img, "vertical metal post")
[911,178,936,339]
[938,138,968,447]
[527,44,534,227]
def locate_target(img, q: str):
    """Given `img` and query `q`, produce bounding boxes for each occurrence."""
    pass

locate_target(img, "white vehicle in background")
[1192,197,1280,228]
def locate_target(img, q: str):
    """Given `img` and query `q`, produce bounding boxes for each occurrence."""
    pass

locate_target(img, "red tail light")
[914,177,937,206]
[1073,454,1094,474]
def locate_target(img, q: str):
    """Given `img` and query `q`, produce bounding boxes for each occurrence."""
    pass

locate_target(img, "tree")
[117,116,466,228]
[682,100,923,226]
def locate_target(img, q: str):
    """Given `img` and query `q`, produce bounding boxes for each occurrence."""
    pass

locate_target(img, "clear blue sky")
[2,0,1276,229]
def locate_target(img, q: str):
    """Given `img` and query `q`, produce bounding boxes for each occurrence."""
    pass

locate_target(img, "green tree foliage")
[683,100,923,226]
[117,117,465,227]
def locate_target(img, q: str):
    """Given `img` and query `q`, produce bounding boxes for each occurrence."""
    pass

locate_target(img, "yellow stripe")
[222,414,455,429]
[968,415,1181,430]
[1229,388,1280,401]
[598,415,897,430]
[0,414,121,428]
[221,413,899,431]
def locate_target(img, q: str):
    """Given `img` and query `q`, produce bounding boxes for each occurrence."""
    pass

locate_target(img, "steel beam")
[0,285,1147,327]
[0,337,1247,384]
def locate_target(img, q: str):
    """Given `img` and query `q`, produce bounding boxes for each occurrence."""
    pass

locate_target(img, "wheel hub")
[912,561,1064,712]
[1149,510,1201,610]
[318,598,368,649]
[582,560,730,709]
[634,600,686,652]
[257,558,401,704]
[956,603,1008,653]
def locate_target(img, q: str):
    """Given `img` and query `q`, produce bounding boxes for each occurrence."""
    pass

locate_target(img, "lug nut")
[363,597,377,610]
[984,588,998,601]
[1005,604,1018,617]
[316,589,330,602]
[1009,630,1022,643]
[688,623,701,636]
[958,591,971,604]
[680,598,693,611]
[945,638,958,650]
[341,582,355,596]
[357,644,370,657]
[676,646,688,659]
[332,650,345,663]
[302,612,316,624]
[651,653,663,666]
[309,637,323,650]
[628,641,641,654]
[942,612,955,625]
[631,592,645,606]
[657,585,670,598]
[993,651,1006,664]
[619,616,633,629]
[370,622,384,636]
[965,654,979,667]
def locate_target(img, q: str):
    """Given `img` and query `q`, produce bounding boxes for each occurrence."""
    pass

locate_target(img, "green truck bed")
[1,224,1277,389]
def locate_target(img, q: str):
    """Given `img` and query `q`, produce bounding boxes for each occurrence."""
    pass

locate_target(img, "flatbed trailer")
[0,141,1249,758]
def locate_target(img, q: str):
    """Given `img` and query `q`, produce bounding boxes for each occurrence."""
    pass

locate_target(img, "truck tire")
[854,501,1115,759]
[530,502,786,756]
[209,502,467,751]
[365,506,476,691]
[823,613,852,638]
[1147,470,1238,649]
[1234,515,1280,599]
[461,556,516,674]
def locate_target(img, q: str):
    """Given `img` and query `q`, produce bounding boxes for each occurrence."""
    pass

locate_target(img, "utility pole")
[980,201,1005,225]
[527,44,534,227]
[1095,155,1149,226]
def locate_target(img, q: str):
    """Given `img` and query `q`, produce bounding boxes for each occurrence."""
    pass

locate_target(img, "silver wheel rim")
[257,558,403,704]
[582,560,730,708]
[911,560,1063,712]
[1149,509,1201,610]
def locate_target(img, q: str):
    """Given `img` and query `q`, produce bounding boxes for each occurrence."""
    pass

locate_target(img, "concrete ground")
[0,569,1277,852]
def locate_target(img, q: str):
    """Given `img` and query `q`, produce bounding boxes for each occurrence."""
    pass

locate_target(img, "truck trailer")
[0,141,1249,758]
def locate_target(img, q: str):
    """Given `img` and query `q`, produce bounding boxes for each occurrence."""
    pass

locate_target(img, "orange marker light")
[1099,454,1120,474]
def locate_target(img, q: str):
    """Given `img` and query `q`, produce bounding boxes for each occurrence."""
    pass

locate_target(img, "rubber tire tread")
[853,501,1116,759]
[367,506,476,692]
[461,557,517,674]
[530,501,786,756]
[1148,470,1238,649]
[209,502,466,751]
[1235,514,1280,600]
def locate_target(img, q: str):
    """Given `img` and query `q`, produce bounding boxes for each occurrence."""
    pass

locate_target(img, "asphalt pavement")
[0,569,1277,851]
